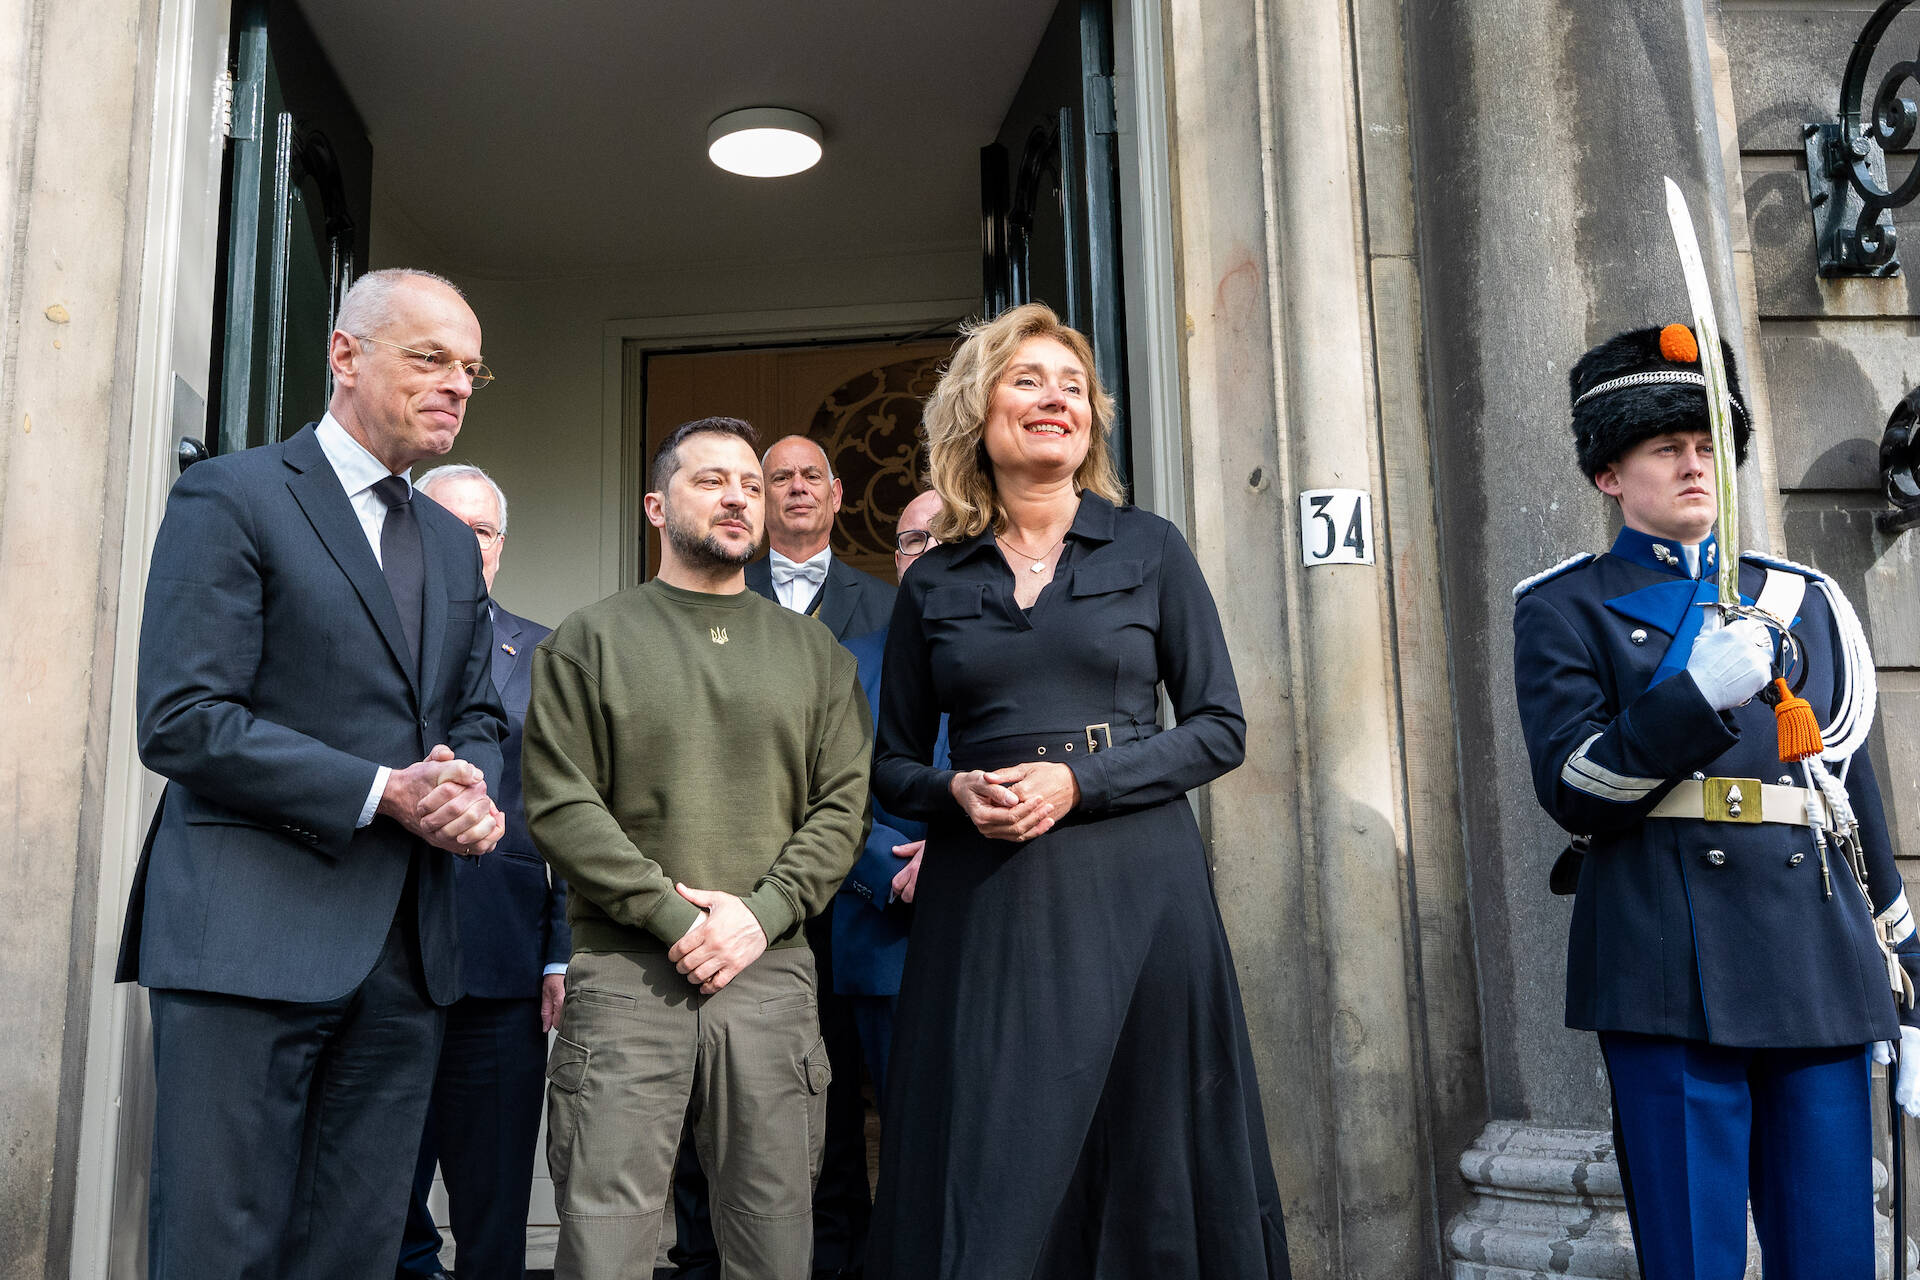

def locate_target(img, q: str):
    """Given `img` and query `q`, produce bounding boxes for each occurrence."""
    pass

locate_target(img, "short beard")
[664,506,756,571]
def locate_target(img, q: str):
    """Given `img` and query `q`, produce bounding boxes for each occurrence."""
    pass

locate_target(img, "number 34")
[1298,489,1374,566]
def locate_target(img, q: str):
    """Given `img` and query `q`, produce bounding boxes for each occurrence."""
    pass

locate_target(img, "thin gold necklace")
[996,529,1067,574]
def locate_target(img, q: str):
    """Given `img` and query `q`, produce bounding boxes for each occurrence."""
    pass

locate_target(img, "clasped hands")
[378,743,503,855]
[950,761,1079,842]
[669,885,768,995]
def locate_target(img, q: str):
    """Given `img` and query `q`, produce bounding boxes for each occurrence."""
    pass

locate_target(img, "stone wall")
[1726,0,1920,1244]
[0,0,158,1271]
[1723,0,1920,856]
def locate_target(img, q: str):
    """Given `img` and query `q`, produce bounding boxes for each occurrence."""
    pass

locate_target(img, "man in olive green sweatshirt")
[522,416,871,1280]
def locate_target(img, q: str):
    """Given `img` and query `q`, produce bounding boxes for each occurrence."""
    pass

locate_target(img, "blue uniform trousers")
[1600,1031,1874,1280]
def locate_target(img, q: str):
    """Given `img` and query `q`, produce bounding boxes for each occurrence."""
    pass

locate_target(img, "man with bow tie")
[745,435,896,641]
[671,434,893,1280]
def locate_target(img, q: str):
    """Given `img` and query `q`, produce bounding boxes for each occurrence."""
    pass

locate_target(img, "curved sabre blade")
[1664,177,1741,611]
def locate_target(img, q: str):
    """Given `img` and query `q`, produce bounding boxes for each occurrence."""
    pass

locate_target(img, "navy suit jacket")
[448,603,570,998]
[831,626,947,996]
[744,550,896,642]
[117,424,507,1005]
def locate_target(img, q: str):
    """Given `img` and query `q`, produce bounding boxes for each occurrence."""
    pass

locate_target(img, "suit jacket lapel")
[744,556,776,603]
[491,606,524,696]
[815,558,856,639]
[283,429,418,696]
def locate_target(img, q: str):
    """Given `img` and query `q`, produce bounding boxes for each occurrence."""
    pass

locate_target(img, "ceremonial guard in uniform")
[1513,322,1920,1279]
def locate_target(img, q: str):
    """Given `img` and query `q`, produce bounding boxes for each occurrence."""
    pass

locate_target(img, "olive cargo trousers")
[545,947,831,1280]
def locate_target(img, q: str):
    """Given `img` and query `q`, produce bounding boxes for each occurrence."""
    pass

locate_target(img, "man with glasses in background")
[121,268,507,1278]
[396,465,568,1280]
[833,487,951,1100]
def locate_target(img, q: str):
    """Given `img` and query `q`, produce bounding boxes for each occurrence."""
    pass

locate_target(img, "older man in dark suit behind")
[396,465,568,1280]
[120,268,508,1278]
[673,434,893,1280]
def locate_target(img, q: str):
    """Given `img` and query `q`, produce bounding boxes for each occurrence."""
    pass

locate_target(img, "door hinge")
[223,68,263,141]
[1086,73,1118,137]
[216,70,235,137]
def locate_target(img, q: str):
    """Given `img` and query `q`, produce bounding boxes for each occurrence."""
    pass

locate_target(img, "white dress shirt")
[315,414,410,827]
[769,546,832,612]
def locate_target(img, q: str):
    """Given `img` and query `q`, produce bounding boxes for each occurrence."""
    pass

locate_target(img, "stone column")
[1405,2,1755,1274]
[0,0,161,1272]
[1167,0,1478,1272]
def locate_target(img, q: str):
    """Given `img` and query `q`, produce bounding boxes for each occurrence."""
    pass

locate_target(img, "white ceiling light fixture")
[706,107,824,178]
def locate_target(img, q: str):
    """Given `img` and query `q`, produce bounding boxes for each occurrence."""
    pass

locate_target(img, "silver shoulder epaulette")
[1512,553,1595,600]
[1741,550,1828,584]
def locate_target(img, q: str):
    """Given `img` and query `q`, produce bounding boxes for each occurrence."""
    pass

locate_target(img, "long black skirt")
[867,795,1291,1280]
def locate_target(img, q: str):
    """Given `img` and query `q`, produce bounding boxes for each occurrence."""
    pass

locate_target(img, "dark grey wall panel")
[1724,7,1876,154]
[1745,159,1920,318]
[1759,319,1920,489]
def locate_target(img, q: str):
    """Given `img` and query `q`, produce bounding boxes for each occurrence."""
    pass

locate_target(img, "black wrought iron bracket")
[1805,0,1920,277]
[1881,387,1920,534]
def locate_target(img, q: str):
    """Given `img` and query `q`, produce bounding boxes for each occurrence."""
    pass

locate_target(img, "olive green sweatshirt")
[522,578,871,953]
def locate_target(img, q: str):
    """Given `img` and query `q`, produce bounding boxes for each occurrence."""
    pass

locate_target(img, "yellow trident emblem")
[709,626,729,645]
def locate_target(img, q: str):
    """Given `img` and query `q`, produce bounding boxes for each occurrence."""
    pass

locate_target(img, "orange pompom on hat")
[1566,323,1751,481]
[1657,323,1698,364]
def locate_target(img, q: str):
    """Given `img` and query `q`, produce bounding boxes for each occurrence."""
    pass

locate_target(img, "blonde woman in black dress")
[868,303,1290,1279]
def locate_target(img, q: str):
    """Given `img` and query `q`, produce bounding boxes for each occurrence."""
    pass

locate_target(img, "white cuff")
[358,767,390,829]
[1880,890,1915,947]
[543,962,568,976]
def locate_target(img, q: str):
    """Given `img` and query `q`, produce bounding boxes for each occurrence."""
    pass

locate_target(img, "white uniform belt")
[1647,778,1825,828]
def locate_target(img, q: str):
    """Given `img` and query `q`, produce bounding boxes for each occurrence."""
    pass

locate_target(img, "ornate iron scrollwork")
[1805,0,1920,276]
[809,355,947,566]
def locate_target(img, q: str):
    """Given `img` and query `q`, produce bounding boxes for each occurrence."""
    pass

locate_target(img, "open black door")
[982,0,1129,479]
[209,0,372,457]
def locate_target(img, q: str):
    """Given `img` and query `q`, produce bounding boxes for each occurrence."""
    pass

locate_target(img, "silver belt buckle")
[1085,722,1112,754]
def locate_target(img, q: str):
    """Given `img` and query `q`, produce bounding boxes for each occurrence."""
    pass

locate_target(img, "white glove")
[1686,618,1773,711]
[1900,1025,1920,1118]
[1873,1025,1920,1118]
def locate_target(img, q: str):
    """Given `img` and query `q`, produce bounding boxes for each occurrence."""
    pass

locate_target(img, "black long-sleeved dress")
[867,492,1291,1280]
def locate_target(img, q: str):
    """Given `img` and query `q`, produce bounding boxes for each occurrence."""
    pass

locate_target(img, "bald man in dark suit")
[121,269,507,1279]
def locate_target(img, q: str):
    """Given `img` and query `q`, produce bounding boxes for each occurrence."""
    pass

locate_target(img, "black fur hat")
[1568,324,1751,481]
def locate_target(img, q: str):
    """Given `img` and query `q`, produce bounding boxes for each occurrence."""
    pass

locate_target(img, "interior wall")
[371,206,974,626]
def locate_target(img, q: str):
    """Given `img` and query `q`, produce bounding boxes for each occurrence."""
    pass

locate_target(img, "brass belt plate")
[1703,777,1763,824]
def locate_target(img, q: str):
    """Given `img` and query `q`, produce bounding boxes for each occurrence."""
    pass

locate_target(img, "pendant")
[1030,561,1045,573]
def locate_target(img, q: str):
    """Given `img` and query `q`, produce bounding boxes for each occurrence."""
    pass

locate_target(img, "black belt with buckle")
[948,722,1153,771]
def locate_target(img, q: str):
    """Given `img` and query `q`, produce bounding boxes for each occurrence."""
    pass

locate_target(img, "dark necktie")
[371,475,423,673]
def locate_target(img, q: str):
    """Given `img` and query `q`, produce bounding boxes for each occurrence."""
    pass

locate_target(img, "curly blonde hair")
[922,302,1125,542]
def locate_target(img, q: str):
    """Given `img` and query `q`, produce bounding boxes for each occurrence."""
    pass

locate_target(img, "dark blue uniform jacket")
[1514,526,1915,1046]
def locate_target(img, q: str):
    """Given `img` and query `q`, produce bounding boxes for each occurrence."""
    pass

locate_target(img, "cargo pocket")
[801,1035,832,1183]
[544,1034,591,1199]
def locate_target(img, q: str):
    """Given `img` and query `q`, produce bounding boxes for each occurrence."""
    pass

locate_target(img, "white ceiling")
[299,0,1055,280]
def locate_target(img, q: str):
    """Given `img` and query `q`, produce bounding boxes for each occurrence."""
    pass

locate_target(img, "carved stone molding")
[1447,1120,1915,1279]
[1446,1122,1638,1280]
